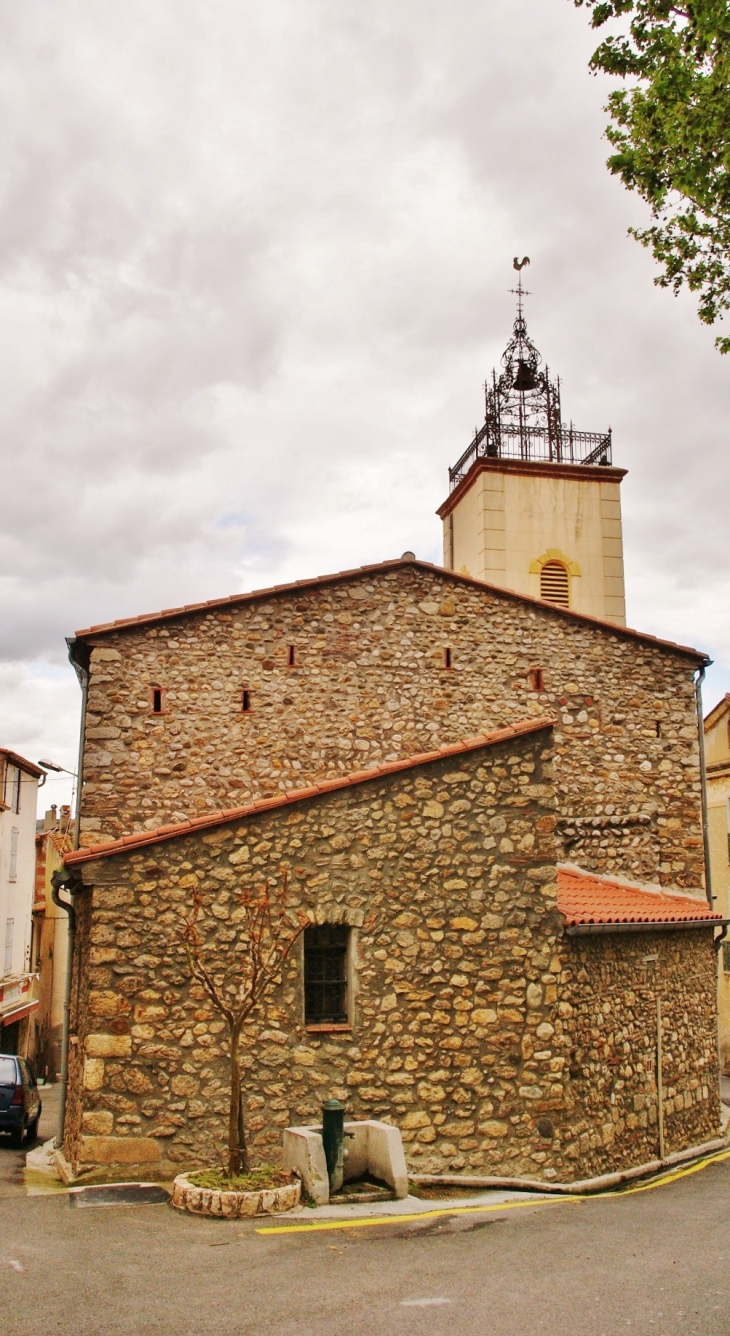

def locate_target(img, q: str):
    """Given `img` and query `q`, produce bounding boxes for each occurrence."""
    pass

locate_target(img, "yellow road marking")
[594,1145,730,1198]
[255,1145,730,1235]
[256,1194,575,1234]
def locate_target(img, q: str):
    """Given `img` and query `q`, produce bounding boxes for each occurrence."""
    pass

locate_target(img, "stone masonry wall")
[561,929,720,1176]
[76,563,705,891]
[66,728,719,1183]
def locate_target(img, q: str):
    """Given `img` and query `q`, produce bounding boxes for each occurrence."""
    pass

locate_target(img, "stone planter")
[171,1172,301,1218]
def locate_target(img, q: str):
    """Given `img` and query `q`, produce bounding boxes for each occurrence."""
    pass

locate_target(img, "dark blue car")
[0,1054,41,1148]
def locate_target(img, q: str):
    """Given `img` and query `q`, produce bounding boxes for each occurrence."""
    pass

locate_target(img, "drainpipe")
[51,637,90,1150]
[67,641,89,855]
[695,665,713,908]
[50,869,76,1150]
[696,662,727,1114]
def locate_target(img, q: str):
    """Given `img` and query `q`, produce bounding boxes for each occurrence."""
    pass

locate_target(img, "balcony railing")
[449,423,612,491]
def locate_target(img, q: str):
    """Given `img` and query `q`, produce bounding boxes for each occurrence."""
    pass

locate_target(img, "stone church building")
[57,286,725,1184]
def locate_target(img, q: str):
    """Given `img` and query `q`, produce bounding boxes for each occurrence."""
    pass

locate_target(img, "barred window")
[540,560,570,608]
[304,925,349,1025]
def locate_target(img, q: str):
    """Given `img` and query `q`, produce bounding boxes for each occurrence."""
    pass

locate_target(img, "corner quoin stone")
[78,1136,162,1165]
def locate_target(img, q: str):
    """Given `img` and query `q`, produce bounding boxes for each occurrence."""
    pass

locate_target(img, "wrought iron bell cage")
[449,280,612,492]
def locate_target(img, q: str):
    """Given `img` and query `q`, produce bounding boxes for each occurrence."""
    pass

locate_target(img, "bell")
[513,359,537,392]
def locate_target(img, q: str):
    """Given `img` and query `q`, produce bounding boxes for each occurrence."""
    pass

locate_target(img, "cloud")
[0,0,728,792]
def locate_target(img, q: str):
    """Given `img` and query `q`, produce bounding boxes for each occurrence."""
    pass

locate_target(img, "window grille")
[540,560,570,608]
[304,924,349,1024]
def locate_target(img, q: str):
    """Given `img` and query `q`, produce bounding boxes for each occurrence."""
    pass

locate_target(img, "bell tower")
[437,262,627,625]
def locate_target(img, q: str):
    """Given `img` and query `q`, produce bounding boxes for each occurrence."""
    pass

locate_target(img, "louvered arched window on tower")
[540,560,570,608]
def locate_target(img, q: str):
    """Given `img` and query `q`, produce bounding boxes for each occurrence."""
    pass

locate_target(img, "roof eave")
[437,455,629,522]
[0,749,44,779]
[564,918,727,936]
[69,556,710,665]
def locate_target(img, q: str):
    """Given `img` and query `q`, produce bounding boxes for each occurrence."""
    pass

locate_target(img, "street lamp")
[38,759,76,776]
[37,760,78,811]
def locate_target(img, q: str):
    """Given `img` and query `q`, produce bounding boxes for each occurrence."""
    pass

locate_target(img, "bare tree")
[181,872,305,1178]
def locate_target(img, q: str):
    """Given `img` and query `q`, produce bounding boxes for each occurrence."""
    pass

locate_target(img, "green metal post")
[321,1098,345,1193]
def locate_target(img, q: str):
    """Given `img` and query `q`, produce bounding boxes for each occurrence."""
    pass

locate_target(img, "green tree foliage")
[575,1,730,350]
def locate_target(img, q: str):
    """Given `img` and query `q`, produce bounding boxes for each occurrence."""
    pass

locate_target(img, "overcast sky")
[1,0,728,815]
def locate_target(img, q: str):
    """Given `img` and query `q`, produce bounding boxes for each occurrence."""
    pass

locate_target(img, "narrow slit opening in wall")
[242,689,251,713]
[287,645,296,667]
[530,668,544,693]
[152,688,162,714]
[655,720,662,737]
[444,647,452,669]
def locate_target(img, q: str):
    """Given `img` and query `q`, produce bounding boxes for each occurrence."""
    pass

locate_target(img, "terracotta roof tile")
[0,748,44,778]
[69,556,709,663]
[64,718,553,866]
[558,865,722,928]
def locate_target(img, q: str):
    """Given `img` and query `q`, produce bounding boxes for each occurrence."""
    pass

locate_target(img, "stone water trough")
[283,1119,408,1206]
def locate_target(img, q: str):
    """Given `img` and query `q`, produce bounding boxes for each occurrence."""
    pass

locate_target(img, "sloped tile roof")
[69,556,709,663]
[0,748,44,778]
[558,865,722,928]
[64,717,553,866]
[704,692,730,730]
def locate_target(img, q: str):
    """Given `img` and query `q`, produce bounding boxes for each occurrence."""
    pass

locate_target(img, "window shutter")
[4,919,14,974]
[8,828,18,882]
[540,560,570,608]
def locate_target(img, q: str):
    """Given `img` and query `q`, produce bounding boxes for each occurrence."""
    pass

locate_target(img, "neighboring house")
[62,722,722,1182]
[0,748,43,1055]
[33,806,73,1080]
[56,555,721,1182]
[704,695,730,1069]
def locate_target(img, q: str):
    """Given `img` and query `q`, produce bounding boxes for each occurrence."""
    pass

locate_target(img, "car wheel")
[9,1123,24,1149]
[27,1116,39,1143]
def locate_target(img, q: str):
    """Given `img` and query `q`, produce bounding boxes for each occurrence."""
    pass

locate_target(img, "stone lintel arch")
[528,549,581,577]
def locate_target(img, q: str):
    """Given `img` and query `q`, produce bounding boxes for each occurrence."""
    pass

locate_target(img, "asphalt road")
[1,1142,729,1336]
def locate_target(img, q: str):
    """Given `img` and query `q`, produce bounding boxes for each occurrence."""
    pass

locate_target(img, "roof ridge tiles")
[70,556,709,662]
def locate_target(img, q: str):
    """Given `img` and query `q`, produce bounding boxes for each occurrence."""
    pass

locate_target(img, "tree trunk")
[228,1020,248,1177]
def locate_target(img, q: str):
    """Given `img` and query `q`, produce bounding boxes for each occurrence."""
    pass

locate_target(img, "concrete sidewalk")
[284,1187,542,1222]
